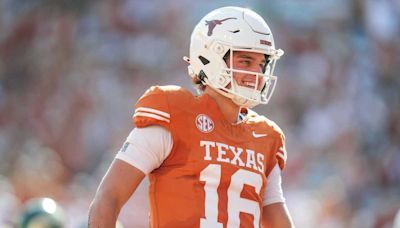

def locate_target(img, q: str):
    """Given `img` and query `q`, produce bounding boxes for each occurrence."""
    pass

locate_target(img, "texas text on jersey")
[132,85,287,228]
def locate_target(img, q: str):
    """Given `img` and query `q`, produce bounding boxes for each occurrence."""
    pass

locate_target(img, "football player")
[89,6,294,228]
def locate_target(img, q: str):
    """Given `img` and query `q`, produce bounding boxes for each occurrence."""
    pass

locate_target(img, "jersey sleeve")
[264,118,287,171]
[275,132,287,170]
[133,86,171,129]
[115,126,173,174]
[262,164,286,206]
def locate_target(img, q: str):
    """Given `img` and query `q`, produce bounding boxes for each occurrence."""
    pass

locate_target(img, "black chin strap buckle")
[199,70,208,83]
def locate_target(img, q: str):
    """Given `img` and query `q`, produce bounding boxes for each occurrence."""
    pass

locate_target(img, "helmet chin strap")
[232,96,257,108]
[205,77,258,108]
[205,83,250,124]
[204,78,258,108]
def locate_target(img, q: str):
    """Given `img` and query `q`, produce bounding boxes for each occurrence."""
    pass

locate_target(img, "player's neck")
[204,87,240,124]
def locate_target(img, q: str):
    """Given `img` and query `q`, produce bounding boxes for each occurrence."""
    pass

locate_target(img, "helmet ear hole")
[198,56,210,65]
[222,50,230,63]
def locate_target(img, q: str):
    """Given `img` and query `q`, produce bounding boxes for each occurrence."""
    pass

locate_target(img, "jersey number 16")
[200,164,263,228]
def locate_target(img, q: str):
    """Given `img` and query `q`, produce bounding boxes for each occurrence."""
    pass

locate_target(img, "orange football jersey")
[133,85,287,228]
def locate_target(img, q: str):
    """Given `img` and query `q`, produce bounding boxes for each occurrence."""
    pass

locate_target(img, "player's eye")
[238,59,251,65]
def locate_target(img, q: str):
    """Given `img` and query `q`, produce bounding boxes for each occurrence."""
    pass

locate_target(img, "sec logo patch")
[196,114,214,133]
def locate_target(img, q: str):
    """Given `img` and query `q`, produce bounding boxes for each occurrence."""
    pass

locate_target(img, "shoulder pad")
[133,86,173,128]
[133,85,193,128]
[246,110,285,139]
[247,110,287,170]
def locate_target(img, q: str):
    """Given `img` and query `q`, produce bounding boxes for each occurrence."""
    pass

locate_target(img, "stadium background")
[0,0,399,227]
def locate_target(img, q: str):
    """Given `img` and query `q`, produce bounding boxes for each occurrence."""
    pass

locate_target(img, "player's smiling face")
[225,51,267,91]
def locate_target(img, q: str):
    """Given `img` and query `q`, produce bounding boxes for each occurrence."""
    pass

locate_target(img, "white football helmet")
[185,6,284,108]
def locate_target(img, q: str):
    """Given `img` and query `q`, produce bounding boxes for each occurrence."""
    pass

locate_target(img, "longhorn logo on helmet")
[205,17,237,36]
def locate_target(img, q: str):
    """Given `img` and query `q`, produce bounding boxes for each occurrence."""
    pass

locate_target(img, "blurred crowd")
[0,0,399,227]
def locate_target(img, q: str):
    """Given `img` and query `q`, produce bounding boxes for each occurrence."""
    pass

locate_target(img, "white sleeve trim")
[135,107,170,118]
[115,126,173,174]
[262,164,286,206]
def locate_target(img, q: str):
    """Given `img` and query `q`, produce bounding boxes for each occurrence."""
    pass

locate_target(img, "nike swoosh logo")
[252,131,268,138]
